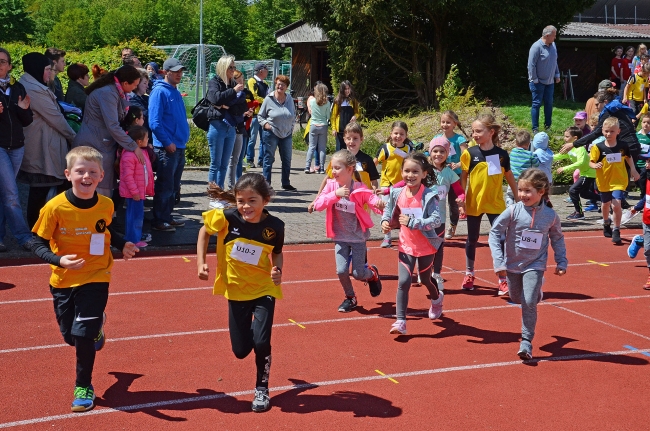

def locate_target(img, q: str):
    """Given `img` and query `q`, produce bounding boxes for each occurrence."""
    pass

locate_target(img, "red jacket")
[644,178,650,225]
[119,150,154,199]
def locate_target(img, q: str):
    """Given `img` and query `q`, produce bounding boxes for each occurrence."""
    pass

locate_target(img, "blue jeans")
[529,82,554,131]
[246,117,265,165]
[0,147,32,245]
[153,147,185,226]
[261,130,293,187]
[125,198,144,243]
[207,119,236,187]
[306,124,327,170]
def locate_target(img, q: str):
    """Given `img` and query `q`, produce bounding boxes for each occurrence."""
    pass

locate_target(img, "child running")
[375,121,413,248]
[30,146,139,412]
[313,149,384,312]
[381,153,443,335]
[489,168,567,360]
[119,125,154,247]
[433,110,469,238]
[197,173,284,413]
[589,117,640,244]
[461,114,519,294]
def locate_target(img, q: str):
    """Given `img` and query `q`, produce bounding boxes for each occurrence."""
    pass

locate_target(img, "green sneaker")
[71,385,95,412]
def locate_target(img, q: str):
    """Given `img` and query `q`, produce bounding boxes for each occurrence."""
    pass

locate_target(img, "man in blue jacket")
[149,58,190,232]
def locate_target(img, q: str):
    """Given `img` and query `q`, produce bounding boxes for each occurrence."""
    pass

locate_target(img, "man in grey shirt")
[528,25,560,133]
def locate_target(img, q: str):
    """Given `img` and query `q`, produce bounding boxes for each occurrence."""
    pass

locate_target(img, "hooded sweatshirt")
[489,201,567,274]
[532,132,554,183]
[148,79,190,149]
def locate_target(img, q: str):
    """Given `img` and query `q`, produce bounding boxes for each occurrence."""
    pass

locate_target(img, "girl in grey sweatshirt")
[488,168,568,360]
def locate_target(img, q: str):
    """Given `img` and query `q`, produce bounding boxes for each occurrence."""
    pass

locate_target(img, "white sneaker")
[621,209,639,225]
[432,273,444,292]
[428,292,444,319]
[445,225,456,240]
[389,319,407,335]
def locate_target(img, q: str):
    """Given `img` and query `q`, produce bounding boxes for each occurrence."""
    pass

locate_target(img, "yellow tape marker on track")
[587,260,609,267]
[375,369,399,384]
[288,319,306,329]
[182,257,191,262]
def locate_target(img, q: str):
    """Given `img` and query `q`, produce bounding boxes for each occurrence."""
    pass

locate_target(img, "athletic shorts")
[600,190,625,203]
[51,282,109,340]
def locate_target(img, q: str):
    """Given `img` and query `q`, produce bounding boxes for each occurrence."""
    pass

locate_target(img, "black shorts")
[51,282,109,343]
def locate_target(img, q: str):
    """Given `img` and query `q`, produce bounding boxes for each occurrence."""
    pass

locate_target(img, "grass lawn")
[500,98,585,137]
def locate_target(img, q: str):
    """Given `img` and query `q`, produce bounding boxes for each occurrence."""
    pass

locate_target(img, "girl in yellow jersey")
[197,173,284,413]
[460,114,519,293]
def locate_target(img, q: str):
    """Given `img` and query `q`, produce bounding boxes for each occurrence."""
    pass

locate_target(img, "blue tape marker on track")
[623,345,650,357]
[507,302,521,308]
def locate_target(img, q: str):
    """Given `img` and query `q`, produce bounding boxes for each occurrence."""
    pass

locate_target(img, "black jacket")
[574,104,641,159]
[0,80,34,150]
[205,76,236,121]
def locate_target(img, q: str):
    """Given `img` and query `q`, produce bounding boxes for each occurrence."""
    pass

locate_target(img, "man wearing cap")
[245,62,269,168]
[148,58,190,232]
[527,25,560,133]
[585,80,614,118]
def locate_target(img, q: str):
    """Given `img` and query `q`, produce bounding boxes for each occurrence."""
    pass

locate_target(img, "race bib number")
[645,194,650,209]
[230,241,263,266]
[335,199,356,213]
[448,145,456,157]
[437,184,448,200]
[401,207,423,219]
[519,230,543,250]
[486,154,501,176]
[393,148,408,158]
[89,234,105,256]
[356,162,363,172]
[606,152,622,163]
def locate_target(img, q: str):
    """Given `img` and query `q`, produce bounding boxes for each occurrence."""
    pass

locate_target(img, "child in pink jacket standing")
[313,149,385,312]
[120,125,154,247]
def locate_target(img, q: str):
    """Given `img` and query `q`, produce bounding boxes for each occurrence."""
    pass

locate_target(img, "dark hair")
[91,64,107,80]
[85,65,141,95]
[402,152,436,188]
[565,126,583,139]
[387,121,408,144]
[207,173,274,205]
[614,45,624,53]
[120,106,143,130]
[44,48,66,61]
[0,48,11,65]
[334,80,355,106]
[67,63,89,81]
[625,46,635,56]
[344,122,363,138]
[596,88,618,104]
[515,130,531,147]
[518,168,552,208]
[127,125,148,142]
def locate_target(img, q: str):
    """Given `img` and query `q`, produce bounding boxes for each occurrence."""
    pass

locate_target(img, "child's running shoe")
[134,241,148,248]
[517,340,533,360]
[251,387,270,412]
[140,233,152,242]
[498,278,509,296]
[338,296,357,313]
[367,265,382,297]
[628,235,644,258]
[380,236,392,248]
[445,225,456,239]
[643,274,650,290]
[564,196,572,204]
[432,273,445,292]
[459,213,467,221]
[566,211,585,220]
[584,203,599,212]
[461,273,475,290]
[71,385,95,412]
[389,319,407,335]
[428,292,444,319]
[94,312,106,351]
[603,223,613,238]
[612,228,622,244]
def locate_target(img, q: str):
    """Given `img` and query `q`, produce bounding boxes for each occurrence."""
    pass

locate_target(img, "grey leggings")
[396,252,439,320]
[507,270,543,342]
[335,241,373,297]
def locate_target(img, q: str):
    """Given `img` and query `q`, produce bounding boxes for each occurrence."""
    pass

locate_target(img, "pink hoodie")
[313,179,383,239]
[119,150,154,199]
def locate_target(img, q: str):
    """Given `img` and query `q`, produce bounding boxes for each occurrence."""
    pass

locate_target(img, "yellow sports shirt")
[461,145,510,216]
[590,141,630,192]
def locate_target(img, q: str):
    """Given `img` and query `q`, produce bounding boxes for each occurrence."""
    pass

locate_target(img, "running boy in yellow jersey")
[30,146,139,412]
[590,117,640,244]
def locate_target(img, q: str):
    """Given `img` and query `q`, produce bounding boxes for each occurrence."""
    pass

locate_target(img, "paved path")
[0,150,641,262]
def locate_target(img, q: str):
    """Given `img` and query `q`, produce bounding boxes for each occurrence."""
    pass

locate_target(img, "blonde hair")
[588,112,599,127]
[441,110,470,139]
[474,113,501,145]
[602,117,619,129]
[331,149,361,182]
[314,83,328,106]
[344,122,363,138]
[66,146,103,171]
[215,55,236,85]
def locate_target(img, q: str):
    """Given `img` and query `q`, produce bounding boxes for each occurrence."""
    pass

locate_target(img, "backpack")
[191,98,213,131]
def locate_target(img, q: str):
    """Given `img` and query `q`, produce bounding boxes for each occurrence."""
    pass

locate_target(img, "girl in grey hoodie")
[488,168,568,360]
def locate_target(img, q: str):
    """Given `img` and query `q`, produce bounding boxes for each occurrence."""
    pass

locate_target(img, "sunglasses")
[228,66,236,71]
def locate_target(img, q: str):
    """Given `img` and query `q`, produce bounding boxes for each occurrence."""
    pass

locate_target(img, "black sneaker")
[366,265,382,297]
[251,387,270,412]
[282,185,297,191]
[603,223,612,238]
[566,212,585,220]
[612,228,622,244]
[338,296,357,313]
[169,219,185,227]
[152,223,176,232]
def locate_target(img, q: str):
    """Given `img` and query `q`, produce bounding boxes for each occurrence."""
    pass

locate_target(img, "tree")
[100,8,142,45]
[202,0,249,59]
[152,0,198,45]
[0,0,34,42]
[246,0,298,60]
[47,8,97,50]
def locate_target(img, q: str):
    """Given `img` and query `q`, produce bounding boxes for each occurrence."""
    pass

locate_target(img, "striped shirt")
[509,147,539,180]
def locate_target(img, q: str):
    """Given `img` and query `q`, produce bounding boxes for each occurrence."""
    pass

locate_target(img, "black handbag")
[191,98,213,131]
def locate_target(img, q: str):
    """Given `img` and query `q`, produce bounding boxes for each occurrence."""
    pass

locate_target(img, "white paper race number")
[646,194,650,209]
[437,184,448,200]
[230,241,263,266]
[606,152,622,163]
[393,148,408,158]
[89,234,105,256]
[401,207,423,219]
[335,199,356,213]
[519,230,542,250]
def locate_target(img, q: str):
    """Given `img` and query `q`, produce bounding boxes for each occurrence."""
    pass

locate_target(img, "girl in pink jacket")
[119,126,154,247]
[313,149,385,313]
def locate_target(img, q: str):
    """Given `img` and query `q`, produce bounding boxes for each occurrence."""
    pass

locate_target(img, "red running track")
[1,230,650,429]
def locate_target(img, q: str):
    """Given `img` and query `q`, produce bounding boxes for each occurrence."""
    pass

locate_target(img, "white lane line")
[1,346,648,429]
[550,303,650,341]
[3,295,650,355]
